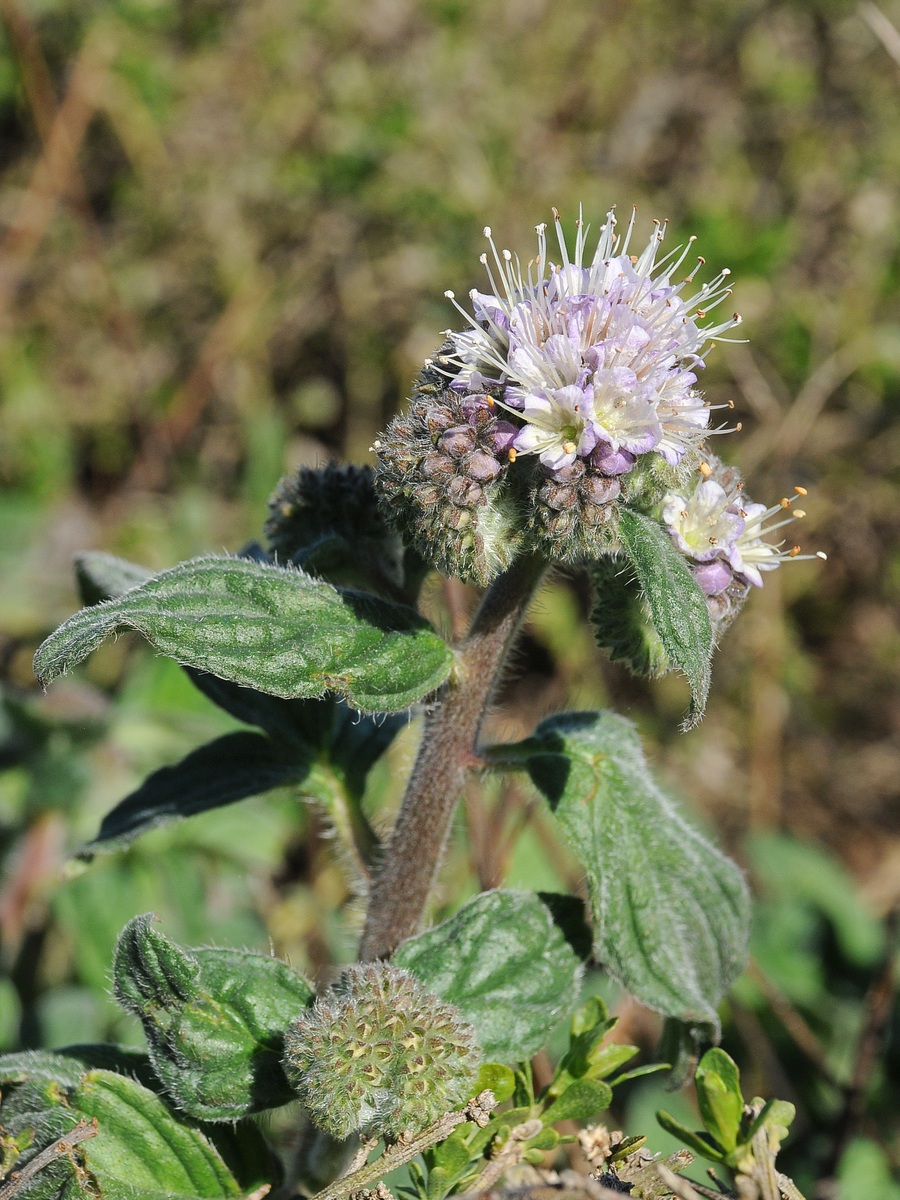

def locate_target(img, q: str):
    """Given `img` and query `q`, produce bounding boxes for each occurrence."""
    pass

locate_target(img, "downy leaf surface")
[487,712,750,1032]
[35,556,453,713]
[617,509,714,727]
[0,1051,271,1199]
[393,889,583,1063]
[114,914,313,1121]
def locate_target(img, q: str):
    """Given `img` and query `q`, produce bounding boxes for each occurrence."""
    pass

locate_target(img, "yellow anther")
[788,546,801,557]
[794,485,808,496]
[793,509,806,519]
[699,462,712,478]
[780,497,791,509]
[562,441,576,454]
[508,447,517,463]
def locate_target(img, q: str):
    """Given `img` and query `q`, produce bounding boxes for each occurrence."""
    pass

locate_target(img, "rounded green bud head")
[283,963,481,1141]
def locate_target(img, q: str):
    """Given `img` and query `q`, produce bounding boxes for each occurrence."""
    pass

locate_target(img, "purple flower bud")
[439,425,477,458]
[692,559,734,595]
[486,420,519,453]
[447,476,483,506]
[421,452,455,479]
[460,394,494,422]
[465,449,502,482]
[589,442,636,477]
[582,474,621,505]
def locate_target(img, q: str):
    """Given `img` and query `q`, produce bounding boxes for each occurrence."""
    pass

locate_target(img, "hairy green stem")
[359,554,547,962]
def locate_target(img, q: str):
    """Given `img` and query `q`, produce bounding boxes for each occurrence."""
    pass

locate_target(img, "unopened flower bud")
[374,377,523,586]
[283,963,480,1141]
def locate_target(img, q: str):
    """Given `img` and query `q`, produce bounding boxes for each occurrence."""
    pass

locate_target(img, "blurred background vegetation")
[1,0,899,1194]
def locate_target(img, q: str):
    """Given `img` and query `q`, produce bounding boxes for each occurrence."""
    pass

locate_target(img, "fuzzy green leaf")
[114,915,313,1120]
[541,1077,613,1124]
[35,556,453,713]
[493,712,750,1032]
[695,1047,744,1153]
[618,509,714,728]
[0,1053,272,1199]
[393,890,582,1063]
[589,555,670,678]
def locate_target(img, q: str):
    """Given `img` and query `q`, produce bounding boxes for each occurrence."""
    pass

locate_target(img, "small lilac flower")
[730,495,826,587]
[590,366,663,455]
[662,480,744,564]
[662,474,826,593]
[438,206,742,471]
[511,383,598,470]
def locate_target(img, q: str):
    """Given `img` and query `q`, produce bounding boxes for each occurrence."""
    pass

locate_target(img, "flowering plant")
[2,208,817,1200]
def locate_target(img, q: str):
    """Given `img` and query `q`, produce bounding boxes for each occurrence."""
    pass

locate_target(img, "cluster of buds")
[283,963,480,1141]
[373,363,525,586]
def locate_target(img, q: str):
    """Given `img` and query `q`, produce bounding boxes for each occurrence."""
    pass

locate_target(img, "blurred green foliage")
[1,0,899,1191]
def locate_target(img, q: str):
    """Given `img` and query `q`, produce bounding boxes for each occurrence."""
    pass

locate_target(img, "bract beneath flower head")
[441,206,741,472]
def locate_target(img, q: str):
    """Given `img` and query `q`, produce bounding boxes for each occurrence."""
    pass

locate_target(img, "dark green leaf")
[589,555,669,678]
[114,915,313,1120]
[541,1078,613,1125]
[35,556,453,713]
[393,890,582,1064]
[618,509,714,728]
[498,712,750,1032]
[695,1048,744,1153]
[80,731,310,856]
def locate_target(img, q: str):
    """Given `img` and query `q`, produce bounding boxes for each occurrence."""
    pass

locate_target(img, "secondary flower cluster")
[661,455,826,598]
[283,963,479,1140]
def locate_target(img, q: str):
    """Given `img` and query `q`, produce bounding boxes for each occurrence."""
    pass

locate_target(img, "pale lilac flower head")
[438,207,742,472]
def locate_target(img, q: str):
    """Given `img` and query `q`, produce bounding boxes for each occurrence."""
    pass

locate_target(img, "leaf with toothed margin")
[113,914,314,1121]
[71,554,400,862]
[35,555,453,713]
[393,890,583,1063]
[482,712,750,1035]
